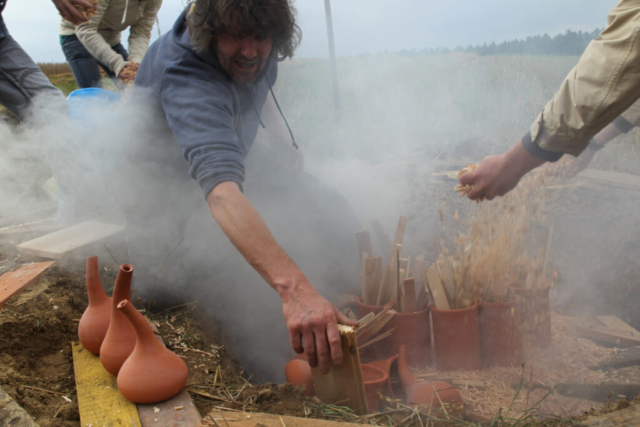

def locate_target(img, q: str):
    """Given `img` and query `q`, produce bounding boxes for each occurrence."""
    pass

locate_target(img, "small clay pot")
[387,308,431,367]
[117,300,189,403]
[431,303,481,371]
[508,282,551,348]
[366,355,397,398]
[78,256,112,355]
[479,301,523,367]
[99,264,136,376]
[362,364,388,413]
[356,297,395,360]
[285,359,314,396]
[397,345,463,414]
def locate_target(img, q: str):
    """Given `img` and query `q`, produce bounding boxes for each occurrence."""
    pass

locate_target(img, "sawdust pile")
[74,0,99,20]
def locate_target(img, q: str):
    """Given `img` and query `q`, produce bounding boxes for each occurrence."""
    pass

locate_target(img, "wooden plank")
[71,341,142,427]
[597,316,640,336]
[0,385,39,427]
[311,325,368,415]
[569,321,640,347]
[589,347,640,371]
[362,256,382,305]
[0,261,55,309]
[425,264,450,310]
[138,389,200,426]
[436,257,455,304]
[371,220,391,264]
[203,408,360,426]
[579,404,640,426]
[403,278,416,312]
[17,221,125,260]
[355,231,374,264]
[578,169,640,191]
[387,216,408,263]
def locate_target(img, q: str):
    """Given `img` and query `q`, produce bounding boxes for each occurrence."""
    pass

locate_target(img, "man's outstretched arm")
[206,181,357,374]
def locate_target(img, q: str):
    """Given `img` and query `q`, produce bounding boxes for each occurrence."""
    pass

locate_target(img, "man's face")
[216,32,273,84]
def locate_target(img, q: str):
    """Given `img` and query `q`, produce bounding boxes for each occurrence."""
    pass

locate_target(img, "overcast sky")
[4,0,614,63]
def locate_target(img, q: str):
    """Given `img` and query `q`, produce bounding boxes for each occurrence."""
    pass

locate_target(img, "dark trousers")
[61,34,129,89]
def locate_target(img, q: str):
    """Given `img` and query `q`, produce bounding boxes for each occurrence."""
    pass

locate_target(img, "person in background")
[459,0,640,200]
[60,0,162,88]
[1,0,113,223]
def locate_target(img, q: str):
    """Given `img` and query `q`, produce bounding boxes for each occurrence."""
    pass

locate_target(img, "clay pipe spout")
[78,256,112,354]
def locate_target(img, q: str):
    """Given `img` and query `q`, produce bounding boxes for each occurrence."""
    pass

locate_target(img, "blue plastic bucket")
[66,88,122,120]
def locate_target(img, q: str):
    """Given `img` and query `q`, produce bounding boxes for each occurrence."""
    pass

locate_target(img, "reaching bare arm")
[206,181,357,373]
[51,0,94,25]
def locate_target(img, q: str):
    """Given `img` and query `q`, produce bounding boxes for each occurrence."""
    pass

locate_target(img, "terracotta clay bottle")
[78,256,112,354]
[99,264,136,376]
[398,345,463,411]
[117,300,189,403]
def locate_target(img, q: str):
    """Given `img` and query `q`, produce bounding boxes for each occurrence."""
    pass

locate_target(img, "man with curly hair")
[130,0,359,380]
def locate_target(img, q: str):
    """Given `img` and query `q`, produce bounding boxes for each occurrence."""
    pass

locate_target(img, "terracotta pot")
[285,359,314,396]
[479,301,523,367]
[78,256,112,354]
[356,297,395,360]
[362,364,388,413]
[508,282,551,348]
[283,355,390,413]
[117,300,189,403]
[431,303,481,371]
[366,355,397,398]
[99,264,136,376]
[397,345,463,414]
[387,308,431,367]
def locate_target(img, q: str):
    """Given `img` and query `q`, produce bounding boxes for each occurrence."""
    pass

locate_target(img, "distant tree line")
[396,28,603,57]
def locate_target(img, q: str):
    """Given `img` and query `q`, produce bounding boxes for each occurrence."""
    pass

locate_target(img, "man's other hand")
[52,0,94,25]
[459,141,547,201]
[281,282,358,374]
[118,63,140,85]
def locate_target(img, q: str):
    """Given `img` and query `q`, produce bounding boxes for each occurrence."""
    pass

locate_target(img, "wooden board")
[17,221,125,260]
[138,389,201,426]
[355,231,374,264]
[388,216,408,263]
[0,261,55,309]
[579,403,640,426]
[577,169,640,191]
[402,278,416,312]
[311,325,368,415]
[203,408,361,426]
[436,257,455,304]
[0,384,39,427]
[589,347,640,371]
[71,341,142,427]
[371,220,392,264]
[568,321,640,347]
[596,316,640,336]
[361,256,382,306]
[425,264,450,310]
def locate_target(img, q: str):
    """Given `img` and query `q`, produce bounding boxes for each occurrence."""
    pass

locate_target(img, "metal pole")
[323,0,341,123]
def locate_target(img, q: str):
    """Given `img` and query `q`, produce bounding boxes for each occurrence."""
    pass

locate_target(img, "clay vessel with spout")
[99,264,136,376]
[78,256,112,354]
[117,300,189,403]
[398,345,463,414]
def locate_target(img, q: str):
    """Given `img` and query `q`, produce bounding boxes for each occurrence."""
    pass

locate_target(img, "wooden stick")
[362,256,382,305]
[371,220,392,264]
[356,306,395,344]
[355,231,374,265]
[358,328,396,351]
[20,385,67,396]
[541,226,554,282]
[425,264,450,310]
[403,278,416,312]
[387,216,408,265]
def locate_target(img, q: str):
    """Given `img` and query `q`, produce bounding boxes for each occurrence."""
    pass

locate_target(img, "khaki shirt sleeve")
[525,0,640,160]
[74,0,128,77]
[127,0,162,64]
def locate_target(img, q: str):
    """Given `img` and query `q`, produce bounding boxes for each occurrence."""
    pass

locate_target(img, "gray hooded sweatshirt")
[133,6,277,198]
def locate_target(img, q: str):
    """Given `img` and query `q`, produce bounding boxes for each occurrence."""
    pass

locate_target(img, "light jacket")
[60,0,162,76]
[523,0,640,161]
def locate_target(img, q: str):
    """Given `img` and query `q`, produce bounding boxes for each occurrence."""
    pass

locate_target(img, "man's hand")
[459,141,546,200]
[281,282,358,374]
[118,63,140,85]
[52,0,95,25]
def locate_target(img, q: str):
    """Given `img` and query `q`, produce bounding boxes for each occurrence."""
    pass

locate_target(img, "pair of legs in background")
[0,33,115,223]
[61,34,128,88]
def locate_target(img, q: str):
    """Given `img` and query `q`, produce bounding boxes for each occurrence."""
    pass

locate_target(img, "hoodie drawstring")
[121,0,129,24]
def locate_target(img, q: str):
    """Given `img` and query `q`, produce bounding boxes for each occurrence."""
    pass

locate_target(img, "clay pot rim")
[356,296,395,310]
[507,282,551,291]
[117,299,129,309]
[361,364,388,386]
[430,301,479,314]
[120,263,134,273]
[479,300,517,308]
[391,307,429,317]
